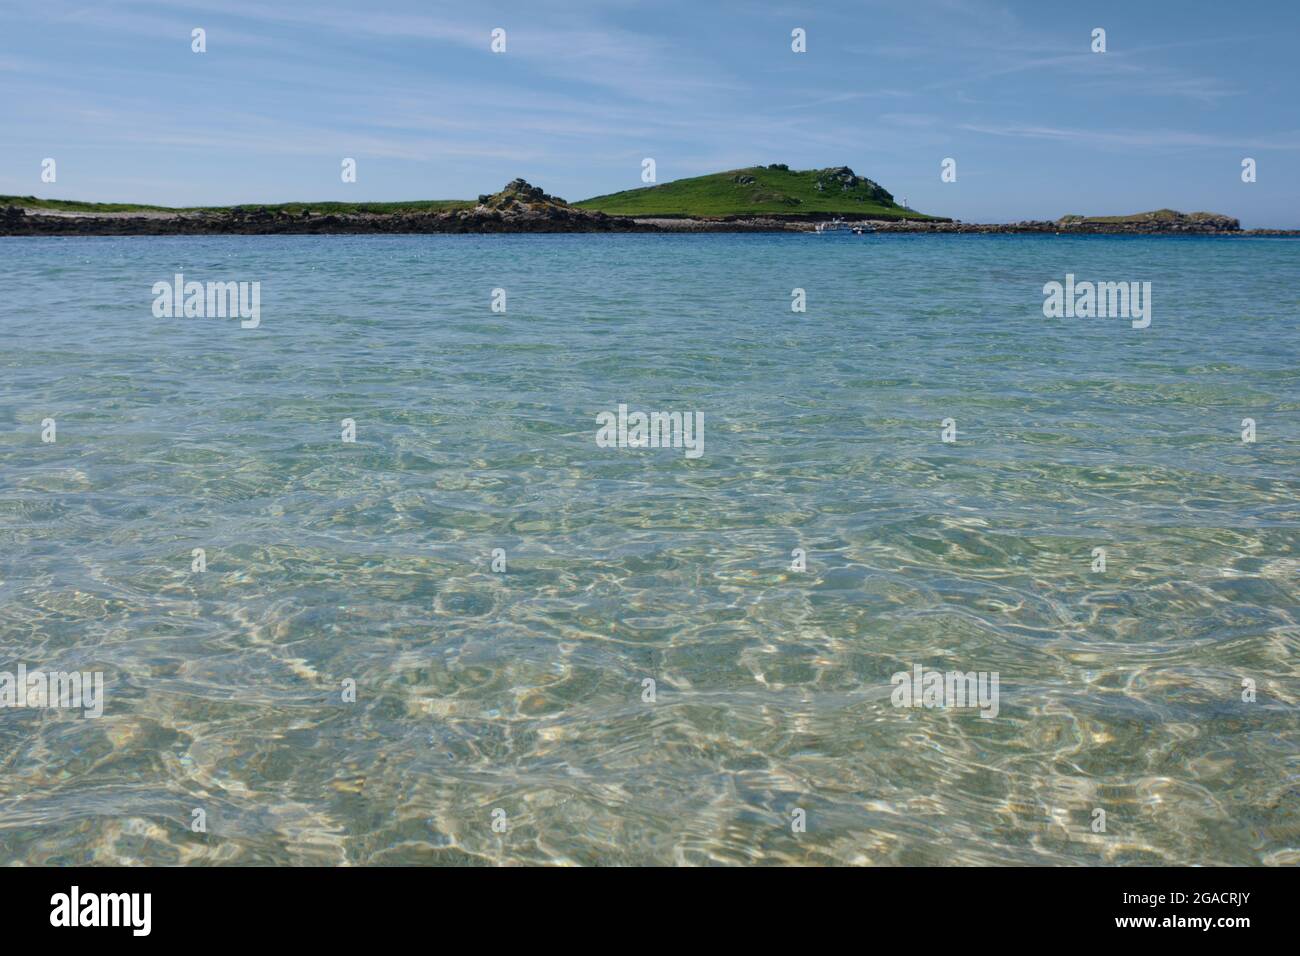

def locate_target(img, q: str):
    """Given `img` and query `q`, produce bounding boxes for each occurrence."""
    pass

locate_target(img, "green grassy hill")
[0,195,473,215]
[575,165,936,219]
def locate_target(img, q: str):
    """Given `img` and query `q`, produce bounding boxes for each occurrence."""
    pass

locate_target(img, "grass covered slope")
[0,195,473,215]
[0,195,180,213]
[575,165,937,219]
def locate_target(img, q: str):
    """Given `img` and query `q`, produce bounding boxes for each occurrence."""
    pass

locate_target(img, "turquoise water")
[1,233,1296,865]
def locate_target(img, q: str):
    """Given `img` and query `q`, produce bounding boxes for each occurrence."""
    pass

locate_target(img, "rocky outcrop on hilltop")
[475,178,564,212]
[811,166,895,204]
[457,179,646,231]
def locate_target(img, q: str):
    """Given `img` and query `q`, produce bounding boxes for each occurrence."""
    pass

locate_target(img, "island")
[2,166,1294,236]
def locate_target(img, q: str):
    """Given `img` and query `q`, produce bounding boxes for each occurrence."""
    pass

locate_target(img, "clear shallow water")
[0,232,1296,866]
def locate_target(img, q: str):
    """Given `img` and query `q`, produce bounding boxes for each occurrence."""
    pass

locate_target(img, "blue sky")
[2,0,1297,226]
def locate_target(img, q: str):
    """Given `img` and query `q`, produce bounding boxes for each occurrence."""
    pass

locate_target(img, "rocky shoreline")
[0,180,657,236]
[3,181,1294,237]
[843,211,1298,236]
[650,210,1297,236]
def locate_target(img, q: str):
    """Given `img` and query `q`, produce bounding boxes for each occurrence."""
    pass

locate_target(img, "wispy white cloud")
[109,0,746,104]
[957,122,1300,151]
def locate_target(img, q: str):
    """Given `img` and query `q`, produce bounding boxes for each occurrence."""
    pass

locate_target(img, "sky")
[1,0,1297,226]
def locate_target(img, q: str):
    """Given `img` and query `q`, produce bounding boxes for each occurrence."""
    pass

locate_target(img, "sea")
[1,232,1296,865]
